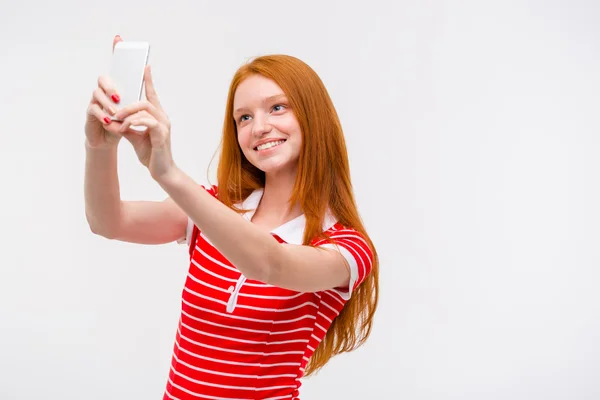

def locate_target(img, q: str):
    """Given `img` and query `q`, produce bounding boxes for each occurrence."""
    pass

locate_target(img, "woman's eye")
[239,115,250,122]
[272,104,286,112]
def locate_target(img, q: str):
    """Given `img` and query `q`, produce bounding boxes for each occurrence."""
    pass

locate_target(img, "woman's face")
[233,74,302,177]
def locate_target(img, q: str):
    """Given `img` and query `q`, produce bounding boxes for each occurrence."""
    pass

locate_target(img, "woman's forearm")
[156,166,281,282]
[84,140,124,237]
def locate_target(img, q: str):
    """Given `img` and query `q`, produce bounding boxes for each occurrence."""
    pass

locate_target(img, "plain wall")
[1,0,599,399]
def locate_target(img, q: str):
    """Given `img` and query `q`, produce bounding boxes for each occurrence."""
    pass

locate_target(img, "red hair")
[213,54,379,376]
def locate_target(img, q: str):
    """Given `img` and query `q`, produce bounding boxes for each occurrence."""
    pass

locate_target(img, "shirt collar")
[238,188,337,245]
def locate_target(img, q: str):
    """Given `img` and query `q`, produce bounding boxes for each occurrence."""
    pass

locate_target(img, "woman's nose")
[251,115,272,136]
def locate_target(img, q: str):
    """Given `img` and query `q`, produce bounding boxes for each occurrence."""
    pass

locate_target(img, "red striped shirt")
[164,186,373,400]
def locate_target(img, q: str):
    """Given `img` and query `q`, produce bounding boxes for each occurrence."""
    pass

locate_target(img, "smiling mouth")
[254,139,286,151]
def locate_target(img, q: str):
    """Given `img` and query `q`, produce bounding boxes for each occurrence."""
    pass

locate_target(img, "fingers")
[97,75,121,105]
[92,86,118,118]
[114,99,158,121]
[87,102,115,126]
[144,65,162,108]
[119,110,157,134]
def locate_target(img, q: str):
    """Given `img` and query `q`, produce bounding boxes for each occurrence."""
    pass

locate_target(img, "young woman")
[84,35,379,400]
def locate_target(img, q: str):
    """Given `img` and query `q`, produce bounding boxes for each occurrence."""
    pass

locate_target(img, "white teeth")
[256,140,285,151]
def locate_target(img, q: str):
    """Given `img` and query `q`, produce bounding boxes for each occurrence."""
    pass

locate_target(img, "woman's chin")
[255,159,297,177]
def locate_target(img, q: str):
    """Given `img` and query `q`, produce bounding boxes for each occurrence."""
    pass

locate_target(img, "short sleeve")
[316,228,374,300]
[176,184,219,250]
[176,217,195,246]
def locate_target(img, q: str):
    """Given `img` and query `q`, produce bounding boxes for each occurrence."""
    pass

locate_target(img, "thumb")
[122,131,143,146]
[144,65,162,108]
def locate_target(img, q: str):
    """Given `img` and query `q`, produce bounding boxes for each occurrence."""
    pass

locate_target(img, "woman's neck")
[257,169,303,224]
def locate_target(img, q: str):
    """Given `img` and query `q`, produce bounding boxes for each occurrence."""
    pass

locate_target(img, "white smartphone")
[108,41,150,121]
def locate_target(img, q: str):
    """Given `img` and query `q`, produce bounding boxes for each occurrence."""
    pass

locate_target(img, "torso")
[163,228,349,400]
[162,185,364,400]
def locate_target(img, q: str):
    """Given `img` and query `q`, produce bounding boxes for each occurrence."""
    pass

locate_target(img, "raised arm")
[83,34,187,245]
[84,141,187,244]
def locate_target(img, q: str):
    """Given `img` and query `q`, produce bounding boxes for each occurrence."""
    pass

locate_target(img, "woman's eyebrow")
[265,94,287,103]
[234,94,288,114]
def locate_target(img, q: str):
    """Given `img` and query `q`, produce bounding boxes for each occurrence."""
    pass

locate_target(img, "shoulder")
[312,222,375,295]
[315,223,370,248]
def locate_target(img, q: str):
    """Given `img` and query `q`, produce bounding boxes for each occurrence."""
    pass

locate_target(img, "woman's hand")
[114,65,176,181]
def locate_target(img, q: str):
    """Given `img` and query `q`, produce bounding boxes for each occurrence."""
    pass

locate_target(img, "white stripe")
[184,287,228,306]
[187,273,305,300]
[316,231,371,272]
[333,231,370,246]
[178,329,305,356]
[306,345,315,352]
[171,366,297,391]
[241,291,305,301]
[184,287,318,313]
[322,290,345,306]
[319,230,369,245]
[195,240,238,272]
[190,259,277,287]
[320,300,339,314]
[164,389,182,400]
[167,376,252,399]
[186,272,234,292]
[311,334,320,342]
[172,352,297,379]
[191,258,238,283]
[329,287,352,300]
[181,308,313,336]
[315,323,327,333]
[181,298,316,325]
[317,311,332,323]
[263,396,294,400]
[194,242,274,287]
[181,321,309,345]
[175,340,301,368]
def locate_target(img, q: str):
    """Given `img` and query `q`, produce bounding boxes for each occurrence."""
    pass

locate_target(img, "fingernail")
[108,106,116,115]
[103,116,111,124]
[112,94,120,103]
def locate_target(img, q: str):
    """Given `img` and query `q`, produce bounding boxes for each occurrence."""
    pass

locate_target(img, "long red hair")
[213,54,379,376]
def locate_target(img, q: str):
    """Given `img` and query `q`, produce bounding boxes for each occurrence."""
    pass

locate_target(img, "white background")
[1,0,599,399]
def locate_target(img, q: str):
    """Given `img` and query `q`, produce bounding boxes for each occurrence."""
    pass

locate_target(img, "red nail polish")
[103,116,111,124]
[112,94,120,103]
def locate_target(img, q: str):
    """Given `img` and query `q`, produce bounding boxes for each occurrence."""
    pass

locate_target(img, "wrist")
[154,164,183,188]
[85,137,120,151]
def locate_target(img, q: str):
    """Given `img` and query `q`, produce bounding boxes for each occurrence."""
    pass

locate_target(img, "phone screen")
[109,42,150,120]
